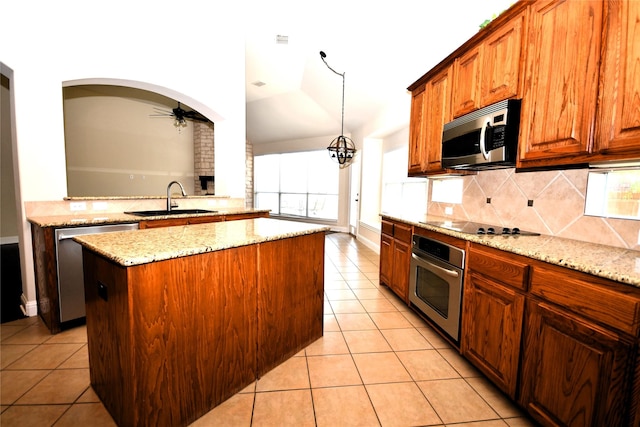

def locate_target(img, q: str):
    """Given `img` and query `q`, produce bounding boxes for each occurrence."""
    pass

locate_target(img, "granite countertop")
[382,214,640,287]
[74,218,330,267]
[27,208,270,228]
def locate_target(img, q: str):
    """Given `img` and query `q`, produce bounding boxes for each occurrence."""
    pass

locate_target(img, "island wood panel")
[83,252,134,426]
[257,233,325,376]
[31,224,60,333]
[83,246,258,427]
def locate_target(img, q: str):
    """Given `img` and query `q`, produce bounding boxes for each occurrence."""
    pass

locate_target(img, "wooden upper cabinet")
[518,0,603,167]
[452,46,482,118]
[408,84,427,175]
[595,0,640,159]
[408,66,452,176]
[480,10,525,107]
[425,67,452,173]
[452,10,525,119]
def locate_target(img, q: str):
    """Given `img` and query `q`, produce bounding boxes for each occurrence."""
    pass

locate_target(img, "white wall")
[2,1,247,313]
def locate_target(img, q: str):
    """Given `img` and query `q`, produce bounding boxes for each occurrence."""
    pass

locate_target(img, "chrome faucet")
[166,181,187,211]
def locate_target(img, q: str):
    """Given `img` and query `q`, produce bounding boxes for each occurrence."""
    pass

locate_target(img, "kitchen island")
[74,218,328,427]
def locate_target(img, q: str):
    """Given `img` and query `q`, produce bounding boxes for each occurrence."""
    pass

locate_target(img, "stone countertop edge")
[74,218,330,267]
[27,209,271,228]
[382,214,640,288]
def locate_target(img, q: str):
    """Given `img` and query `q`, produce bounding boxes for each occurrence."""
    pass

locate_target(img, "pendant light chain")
[320,51,356,168]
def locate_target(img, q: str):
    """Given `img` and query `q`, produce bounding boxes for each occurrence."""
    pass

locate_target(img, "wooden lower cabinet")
[379,219,412,302]
[460,241,640,426]
[380,233,393,287]
[462,272,524,399]
[520,299,635,427]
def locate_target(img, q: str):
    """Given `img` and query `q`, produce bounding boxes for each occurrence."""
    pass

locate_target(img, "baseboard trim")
[20,294,37,317]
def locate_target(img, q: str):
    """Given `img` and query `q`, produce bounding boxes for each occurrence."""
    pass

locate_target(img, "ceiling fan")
[150,102,211,130]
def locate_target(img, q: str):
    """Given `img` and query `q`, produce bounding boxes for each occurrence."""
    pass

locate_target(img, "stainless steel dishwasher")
[55,223,138,322]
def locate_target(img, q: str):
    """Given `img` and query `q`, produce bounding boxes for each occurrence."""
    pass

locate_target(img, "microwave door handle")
[412,254,460,278]
[479,121,490,160]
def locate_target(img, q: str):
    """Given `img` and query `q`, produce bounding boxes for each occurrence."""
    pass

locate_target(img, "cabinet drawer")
[530,265,640,336]
[381,220,394,236]
[468,244,529,291]
[394,223,412,243]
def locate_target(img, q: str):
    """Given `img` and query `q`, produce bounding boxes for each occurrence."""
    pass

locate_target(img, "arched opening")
[62,79,221,197]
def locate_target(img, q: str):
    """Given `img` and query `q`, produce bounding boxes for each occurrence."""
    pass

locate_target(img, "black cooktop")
[421,220,540,236]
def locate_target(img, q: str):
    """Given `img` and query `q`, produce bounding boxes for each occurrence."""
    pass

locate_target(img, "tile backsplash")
[428,168,640,250]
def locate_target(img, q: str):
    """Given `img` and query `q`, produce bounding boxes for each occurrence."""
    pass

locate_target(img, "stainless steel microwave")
[441,99,521,170]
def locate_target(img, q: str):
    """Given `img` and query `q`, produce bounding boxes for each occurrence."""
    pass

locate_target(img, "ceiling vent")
[276,34,288,45]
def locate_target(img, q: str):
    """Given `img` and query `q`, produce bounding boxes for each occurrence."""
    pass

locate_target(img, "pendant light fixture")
[320,51,356,168]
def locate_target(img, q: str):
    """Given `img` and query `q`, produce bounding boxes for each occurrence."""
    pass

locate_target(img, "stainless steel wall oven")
[408,234,465,343]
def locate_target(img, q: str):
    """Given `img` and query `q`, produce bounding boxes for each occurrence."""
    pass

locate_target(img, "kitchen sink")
[124,209,217,217]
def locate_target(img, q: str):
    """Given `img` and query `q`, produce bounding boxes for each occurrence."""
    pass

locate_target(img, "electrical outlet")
[70,201,87,211]
[93,201,108,211]
[444,206,453,215]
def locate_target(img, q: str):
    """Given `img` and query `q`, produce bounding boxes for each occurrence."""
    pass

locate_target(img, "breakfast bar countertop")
[73,218,329,267]
[382,214,640,288]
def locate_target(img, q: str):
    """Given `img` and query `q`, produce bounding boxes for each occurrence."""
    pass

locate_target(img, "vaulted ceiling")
[244,0,515,145]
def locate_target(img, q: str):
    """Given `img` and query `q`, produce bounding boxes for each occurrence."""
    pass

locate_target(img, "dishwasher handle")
[56,223,139,241]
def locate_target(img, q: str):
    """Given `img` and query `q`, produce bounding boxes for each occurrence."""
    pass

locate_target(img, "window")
[585,168,640,220]
[254,151,339,220]
[431,178,463,204]
[381,147,428,217]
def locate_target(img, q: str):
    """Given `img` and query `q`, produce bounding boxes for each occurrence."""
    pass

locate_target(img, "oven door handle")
[412,254,460,278]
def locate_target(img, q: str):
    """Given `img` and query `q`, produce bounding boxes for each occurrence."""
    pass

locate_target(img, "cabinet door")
[380,233,393,288]
[595,0,640,158]
[391,239,411,303]
[518,0,602,167]
[408,84,428,175]
[462,273,524,398]
[521,300,633,427]
[425,67,452,172]
[481,11,525,106]
[452,46,483,118]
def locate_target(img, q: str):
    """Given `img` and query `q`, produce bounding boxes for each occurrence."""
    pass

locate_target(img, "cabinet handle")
[480,120,491,160]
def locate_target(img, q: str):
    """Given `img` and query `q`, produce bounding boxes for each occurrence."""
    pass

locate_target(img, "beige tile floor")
[0,233,537,426]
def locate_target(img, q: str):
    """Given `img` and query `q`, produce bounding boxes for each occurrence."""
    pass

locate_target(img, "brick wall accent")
[193,122,215,195]
[245,140,254,208]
